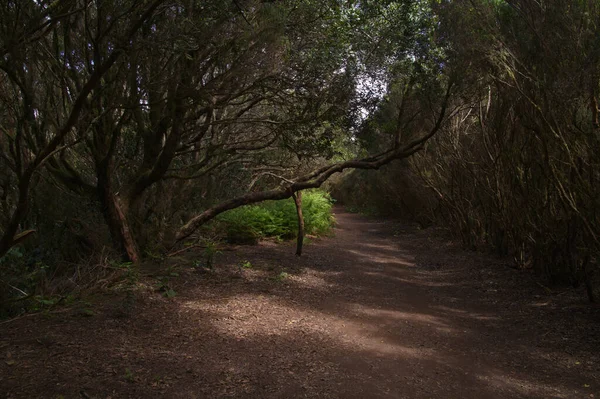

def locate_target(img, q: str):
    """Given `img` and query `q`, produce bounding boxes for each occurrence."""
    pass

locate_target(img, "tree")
[0,0,166,259]
[1,0,458,265]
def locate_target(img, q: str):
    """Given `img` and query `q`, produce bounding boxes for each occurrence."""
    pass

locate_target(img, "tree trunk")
[591,85,599,129]
[102,194,140,263]
[292,191,304,256]
[0,175,32,259]
[97,167,140,263]
[583,255,596,303]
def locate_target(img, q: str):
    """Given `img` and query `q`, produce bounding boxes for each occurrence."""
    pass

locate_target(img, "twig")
[3,281,29,297]
[233,0,253,27]
[0,308,71,326]
[167,244,204,257]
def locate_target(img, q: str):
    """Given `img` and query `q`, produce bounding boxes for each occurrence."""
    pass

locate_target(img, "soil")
[1,207,599,398]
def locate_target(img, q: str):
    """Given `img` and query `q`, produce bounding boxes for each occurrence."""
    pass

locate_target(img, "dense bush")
[218,190,335,244]
[0,179,114,318]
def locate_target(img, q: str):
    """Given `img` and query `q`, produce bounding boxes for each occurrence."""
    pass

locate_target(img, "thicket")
[336,0,600,302]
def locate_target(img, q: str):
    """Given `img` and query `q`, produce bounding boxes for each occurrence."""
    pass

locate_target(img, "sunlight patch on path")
[346,249,416,268]
[180,294,437,361]
[349,304,458,333]
[476,372,577,399]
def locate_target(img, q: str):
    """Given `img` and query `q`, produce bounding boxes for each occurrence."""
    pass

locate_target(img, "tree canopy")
[0,0,455,261]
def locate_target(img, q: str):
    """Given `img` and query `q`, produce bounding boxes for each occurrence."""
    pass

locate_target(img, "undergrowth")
[217,190,335,244]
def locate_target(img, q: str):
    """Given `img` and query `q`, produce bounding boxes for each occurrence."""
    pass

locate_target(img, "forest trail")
[2,208,599,398]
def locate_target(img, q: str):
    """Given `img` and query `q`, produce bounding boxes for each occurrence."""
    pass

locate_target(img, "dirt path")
[2,208,599,398]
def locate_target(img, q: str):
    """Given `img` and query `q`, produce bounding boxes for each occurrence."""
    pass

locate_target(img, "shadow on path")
[1,208,599,398]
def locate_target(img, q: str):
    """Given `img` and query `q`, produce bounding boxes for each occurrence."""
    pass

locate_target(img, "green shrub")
[218,190,335,244]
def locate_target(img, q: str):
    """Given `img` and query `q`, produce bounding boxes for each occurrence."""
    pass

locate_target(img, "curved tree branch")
[175,81,455,243]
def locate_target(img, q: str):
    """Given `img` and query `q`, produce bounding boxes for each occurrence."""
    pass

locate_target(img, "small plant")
[124,368,135,383]
[111,261,139,315]
[36,296,58,307]
[79,308,95,317]
[156,276,177,298]
[145,250,165,262]
[203,239,222,270]
[111,261,138,287]
[165,264,179,277]
[240,260,253,269]
[237,260,253,274]
[29,295,60,312]
[272,271,289,282]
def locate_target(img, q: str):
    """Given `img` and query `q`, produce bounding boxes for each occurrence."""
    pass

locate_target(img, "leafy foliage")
[218,190,335,244]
